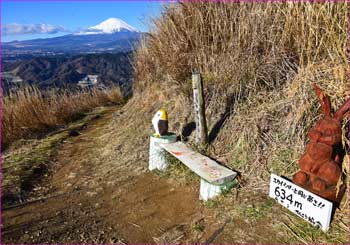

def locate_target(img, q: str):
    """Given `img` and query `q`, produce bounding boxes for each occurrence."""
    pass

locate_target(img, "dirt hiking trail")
[2,107,221,243]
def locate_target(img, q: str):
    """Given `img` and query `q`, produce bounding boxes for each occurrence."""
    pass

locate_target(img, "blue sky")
[1,1,165,42]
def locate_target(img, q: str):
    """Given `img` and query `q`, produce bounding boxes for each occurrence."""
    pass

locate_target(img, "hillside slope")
[129,1,349,242]
[133,1,348,190]
[3,104,348,243]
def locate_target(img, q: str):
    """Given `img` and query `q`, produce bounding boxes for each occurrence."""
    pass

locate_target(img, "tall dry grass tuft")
[135,2,346,94]
[133,2,348,186]
[2,87,123,149]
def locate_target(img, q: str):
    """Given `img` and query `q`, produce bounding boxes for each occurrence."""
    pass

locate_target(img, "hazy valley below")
[2,52,134,96]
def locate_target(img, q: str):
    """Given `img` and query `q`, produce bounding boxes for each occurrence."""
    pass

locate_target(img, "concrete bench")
[149,134,237,201]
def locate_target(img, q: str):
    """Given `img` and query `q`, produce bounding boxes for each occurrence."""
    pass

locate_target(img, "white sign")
[269,174,333,232]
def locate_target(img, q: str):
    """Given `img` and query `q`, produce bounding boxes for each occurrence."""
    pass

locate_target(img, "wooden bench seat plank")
[159,141,236,184]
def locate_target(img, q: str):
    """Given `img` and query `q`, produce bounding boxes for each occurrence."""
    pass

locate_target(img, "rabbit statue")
[293,84,350,202]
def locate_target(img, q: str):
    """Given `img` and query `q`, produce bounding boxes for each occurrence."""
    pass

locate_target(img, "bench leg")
[149,134,176,171]
[199,178,234,201]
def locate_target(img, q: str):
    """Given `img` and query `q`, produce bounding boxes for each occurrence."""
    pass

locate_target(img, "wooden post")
[192,72,208,145]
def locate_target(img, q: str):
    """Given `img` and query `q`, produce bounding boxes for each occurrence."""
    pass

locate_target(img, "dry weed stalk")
[2,87,123,149]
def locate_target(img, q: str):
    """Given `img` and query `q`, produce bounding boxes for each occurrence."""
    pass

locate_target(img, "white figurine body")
[152,109,168,137]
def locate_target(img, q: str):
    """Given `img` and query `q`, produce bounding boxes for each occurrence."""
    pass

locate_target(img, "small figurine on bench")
[152,109,169,137]
[293,84,350,202]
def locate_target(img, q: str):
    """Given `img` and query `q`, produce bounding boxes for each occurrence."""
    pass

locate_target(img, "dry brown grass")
[2,87,123,149]
[134,0,348,185]
[131,2,348,241]
[134,2,346,95]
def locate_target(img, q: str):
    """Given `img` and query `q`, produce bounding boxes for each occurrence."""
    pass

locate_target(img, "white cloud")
[3,23,68,35]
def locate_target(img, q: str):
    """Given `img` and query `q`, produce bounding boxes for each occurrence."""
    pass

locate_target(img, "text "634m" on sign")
[274,186,303,210]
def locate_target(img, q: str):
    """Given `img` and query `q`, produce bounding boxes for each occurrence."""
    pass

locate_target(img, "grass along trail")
[2,106,216,243]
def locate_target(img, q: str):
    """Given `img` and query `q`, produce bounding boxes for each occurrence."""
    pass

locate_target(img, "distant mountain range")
[2,18,143,94]
[2,18,144,61]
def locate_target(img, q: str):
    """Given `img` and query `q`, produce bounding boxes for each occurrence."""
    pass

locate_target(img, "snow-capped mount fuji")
[3,18,143,61]
[78,18,139,35]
